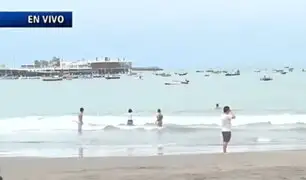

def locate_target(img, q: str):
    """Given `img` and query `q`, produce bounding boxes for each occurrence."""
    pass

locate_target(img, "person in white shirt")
[220,106,236,153]
[127,109,134,126]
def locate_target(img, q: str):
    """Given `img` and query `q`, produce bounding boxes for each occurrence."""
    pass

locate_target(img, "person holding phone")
[220,106,236,153]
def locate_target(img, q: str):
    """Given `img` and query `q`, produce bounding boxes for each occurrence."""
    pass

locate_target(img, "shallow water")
[1,70,306,157]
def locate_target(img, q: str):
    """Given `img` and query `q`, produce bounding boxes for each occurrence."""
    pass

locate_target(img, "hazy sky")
[1,0,306,68]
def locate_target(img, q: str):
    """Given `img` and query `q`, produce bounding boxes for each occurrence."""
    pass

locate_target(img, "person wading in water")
[155,109,163,127]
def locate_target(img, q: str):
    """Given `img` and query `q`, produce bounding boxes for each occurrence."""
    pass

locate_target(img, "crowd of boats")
[0,73,123,81]
[0,66,299,84]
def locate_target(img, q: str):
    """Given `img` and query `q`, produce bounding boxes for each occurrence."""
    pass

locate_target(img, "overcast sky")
[1,0,306,69]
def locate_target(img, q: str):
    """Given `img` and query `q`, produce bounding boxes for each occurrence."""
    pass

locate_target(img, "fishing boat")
[165,79,189,85]
[154,72,171,77]
[42,76,63,81]
[92,74,103,78]
[225,70,240,76]
[1,76,19,80]
[105,75,120,80]
[175,72,188,76]
[260,76,273,81]
[28,76,40,80]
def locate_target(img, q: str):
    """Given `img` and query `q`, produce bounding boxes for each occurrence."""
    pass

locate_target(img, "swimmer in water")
[155,109,163,127]
[78,107,84,135]
[127,109,134,126]
[215,103,220,109]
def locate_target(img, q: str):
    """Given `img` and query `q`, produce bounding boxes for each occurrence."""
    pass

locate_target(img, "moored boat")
[105,75,120,80]
[42,76,63,81]
[260,76,273,81]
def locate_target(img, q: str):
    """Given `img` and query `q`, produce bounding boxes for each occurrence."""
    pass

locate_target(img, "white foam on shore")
[0,113,305,133]
[0,114,305,157]
[0,144,306,158]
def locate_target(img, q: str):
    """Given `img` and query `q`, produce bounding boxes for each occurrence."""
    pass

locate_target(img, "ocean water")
[1,70,306,157]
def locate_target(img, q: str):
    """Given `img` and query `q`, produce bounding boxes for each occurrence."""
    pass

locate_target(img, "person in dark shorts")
[78,107,84,135]
[155,109,163,127]
[127,108,134,126]
[220,106,236,153]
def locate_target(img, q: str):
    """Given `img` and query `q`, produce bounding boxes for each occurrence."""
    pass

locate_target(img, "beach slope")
[1,150,306,180]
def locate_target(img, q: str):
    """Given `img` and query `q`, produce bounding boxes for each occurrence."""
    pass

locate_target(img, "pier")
[0,57,163,78]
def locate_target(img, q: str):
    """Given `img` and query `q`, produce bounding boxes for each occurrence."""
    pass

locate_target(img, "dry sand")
[1,150,306,180]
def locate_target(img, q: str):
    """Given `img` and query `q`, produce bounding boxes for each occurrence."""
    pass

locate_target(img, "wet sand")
[1,150,306,180]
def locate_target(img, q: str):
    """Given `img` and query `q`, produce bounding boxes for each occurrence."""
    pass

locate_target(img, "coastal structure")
[90,60,132,74]
[0,57,162,77]
[0,57,132,76]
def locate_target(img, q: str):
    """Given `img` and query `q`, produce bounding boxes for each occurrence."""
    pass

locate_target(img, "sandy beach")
[0,150,305,180]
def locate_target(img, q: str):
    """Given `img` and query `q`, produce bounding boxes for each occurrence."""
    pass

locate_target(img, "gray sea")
[1,70,306,157]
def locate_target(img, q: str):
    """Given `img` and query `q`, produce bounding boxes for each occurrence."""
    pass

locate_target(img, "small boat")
[105,75,120,80]
[28,76,40,79]
[225,70,240,76]
[272,69,283,73]
[165,79,189,85]
[135,75,143,80]
[42,76,63,81]
[164,82,180,85]
[260,76,273,81]
[154,72,171,77]
[66,76,73,80]
[19,76,28,80]
[72,75,79,79]
[1,76,19,80]
[175,72,188,76]
[160,73,171,77]
[79,75,93,79]
[63,74,73,80]
[92,74,102,78]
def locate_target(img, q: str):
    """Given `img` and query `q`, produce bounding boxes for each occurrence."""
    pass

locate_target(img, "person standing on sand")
[221,106,235,153]
[155,109,163,127]
[78,107,84,135]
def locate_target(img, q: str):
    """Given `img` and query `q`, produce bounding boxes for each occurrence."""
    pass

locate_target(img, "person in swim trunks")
[78,107,84,135]
[127,108,134,126]
[155,109,163,127]
[220,106,235,153]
